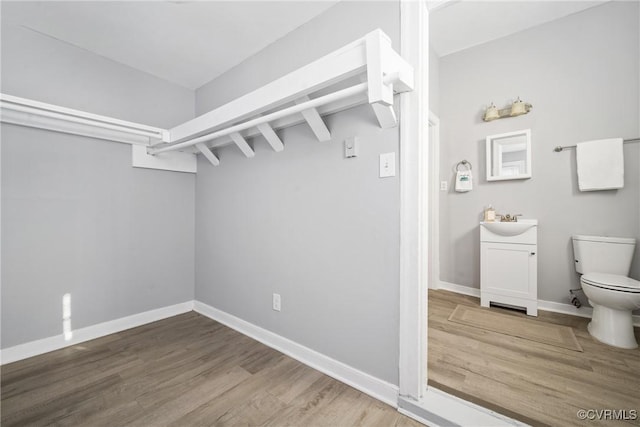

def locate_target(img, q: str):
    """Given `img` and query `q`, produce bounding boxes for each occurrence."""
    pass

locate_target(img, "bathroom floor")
[428,290,640,427]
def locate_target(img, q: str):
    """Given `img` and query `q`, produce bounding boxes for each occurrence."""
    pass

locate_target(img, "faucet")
[498,213,523,222]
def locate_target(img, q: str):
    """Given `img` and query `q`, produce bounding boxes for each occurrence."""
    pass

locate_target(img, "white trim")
[0,301,194,365]
[167,29,413,145]
[2,30,414,172]
[398,0,428,402]
[193,300,399,408]
[131,145,198,174]
[397,2,520,425]
[428,112,440,291]
[399,387,526,427]
[0,94,166,145]
[438,280,480,297]
[437,281,640,326]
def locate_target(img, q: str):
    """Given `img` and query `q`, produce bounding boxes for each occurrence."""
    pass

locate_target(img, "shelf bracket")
[295,96,331,142]
[371,102,397,129]
[256,123,284,152]
[359,75,397,129]
[230,132,255,158]
[195,143,220,166]
[2,29,415,174]
[365,31,397,128]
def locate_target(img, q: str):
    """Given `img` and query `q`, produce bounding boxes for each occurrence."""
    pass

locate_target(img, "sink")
[480,219,538,236]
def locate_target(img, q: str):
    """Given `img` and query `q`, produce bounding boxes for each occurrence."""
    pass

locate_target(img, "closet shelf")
[0,29,413,171]
[149,29,414,166]
[0,94,168,145]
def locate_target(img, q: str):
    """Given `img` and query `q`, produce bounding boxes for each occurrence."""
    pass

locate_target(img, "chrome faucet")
[498,213,523,222]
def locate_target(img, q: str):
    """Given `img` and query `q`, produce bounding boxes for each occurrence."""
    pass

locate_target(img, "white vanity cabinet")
[480,220,538,316]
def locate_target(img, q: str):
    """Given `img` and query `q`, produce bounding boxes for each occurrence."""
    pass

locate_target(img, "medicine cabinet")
[486,129,531,181]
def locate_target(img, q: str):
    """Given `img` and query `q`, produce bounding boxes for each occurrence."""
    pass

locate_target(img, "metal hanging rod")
[149,72,401,156]
[554,137,640,152]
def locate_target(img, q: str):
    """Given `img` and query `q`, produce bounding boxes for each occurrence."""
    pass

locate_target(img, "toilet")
[572,235,640,349]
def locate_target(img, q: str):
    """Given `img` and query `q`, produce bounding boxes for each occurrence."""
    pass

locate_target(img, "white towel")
[576,138,624,191]
[455,170,472,192]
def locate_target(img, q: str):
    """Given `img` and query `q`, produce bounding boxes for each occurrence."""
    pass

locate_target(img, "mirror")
[486,129,531,181]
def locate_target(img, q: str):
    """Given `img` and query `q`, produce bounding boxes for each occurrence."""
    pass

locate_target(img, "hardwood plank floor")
[1,312,422,427]
[428,289,640,427]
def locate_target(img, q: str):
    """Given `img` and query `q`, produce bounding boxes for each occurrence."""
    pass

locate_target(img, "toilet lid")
[582,273,640,291]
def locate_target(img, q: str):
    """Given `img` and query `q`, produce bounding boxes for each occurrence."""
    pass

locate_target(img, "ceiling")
[2,1,614,89]
[1,1,339,90]
[429,0,610,57]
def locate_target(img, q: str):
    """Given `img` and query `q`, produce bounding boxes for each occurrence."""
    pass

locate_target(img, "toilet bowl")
[572,235,639,349]
[580,273,640,349]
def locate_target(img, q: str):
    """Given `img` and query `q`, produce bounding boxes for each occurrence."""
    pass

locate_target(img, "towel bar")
[456,160,472,171]
[554,137,639,152]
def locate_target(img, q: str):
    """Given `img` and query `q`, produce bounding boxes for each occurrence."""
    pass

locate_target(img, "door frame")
[428,112,440,291]
[398,0,428,401]
[397,1,524,424]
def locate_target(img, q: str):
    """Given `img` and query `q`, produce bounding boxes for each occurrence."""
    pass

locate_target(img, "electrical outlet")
[440,181,448,191]
[272,293,281,312]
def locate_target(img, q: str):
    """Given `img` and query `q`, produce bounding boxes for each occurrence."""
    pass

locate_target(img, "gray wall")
[437,2,640,304]
[1,23,196,348]
[0,19,194,127]
[194,1,401,385]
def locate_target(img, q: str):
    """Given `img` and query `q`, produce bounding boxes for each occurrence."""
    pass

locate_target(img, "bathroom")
[428,0,639,423]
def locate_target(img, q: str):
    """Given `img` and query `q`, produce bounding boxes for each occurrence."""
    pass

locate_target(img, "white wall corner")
[0,300,195,365]
[193,300,399,408]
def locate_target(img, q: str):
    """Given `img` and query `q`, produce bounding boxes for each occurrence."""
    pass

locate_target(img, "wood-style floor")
[1,312,422,427]
[428,289,640,427]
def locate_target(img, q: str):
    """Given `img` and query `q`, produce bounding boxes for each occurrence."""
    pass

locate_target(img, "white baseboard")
[0,300,194,365]
[436,281,640,327]
[437,281,480,298]
[399,387,525,427]
[193,300,399,408]
[2,298,398,409]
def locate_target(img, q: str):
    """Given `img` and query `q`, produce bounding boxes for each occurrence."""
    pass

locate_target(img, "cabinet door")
[481,243,537,299]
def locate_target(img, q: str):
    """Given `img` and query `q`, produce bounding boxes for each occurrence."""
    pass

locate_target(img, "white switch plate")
[379,152,396,178]
[345,136,358,158]
[440,181,448,191]
[272,293,281,312]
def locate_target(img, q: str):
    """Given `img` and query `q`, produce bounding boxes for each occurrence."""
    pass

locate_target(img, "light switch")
[379,152,396,178]
[440,181,448,191]
[345,137,358,158]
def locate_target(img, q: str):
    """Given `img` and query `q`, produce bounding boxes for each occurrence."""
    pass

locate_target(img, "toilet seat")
[582,273,640,293]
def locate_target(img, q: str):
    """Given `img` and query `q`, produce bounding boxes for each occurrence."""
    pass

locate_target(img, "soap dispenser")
[484,205,496,222]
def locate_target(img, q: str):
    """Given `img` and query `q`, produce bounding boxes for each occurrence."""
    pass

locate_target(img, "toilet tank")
[572,235,636,275]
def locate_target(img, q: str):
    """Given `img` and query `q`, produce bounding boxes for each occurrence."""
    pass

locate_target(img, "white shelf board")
[151,29,414,158]
[131,145,197,174]
[0,93,167,146]
[1,29,414,173]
